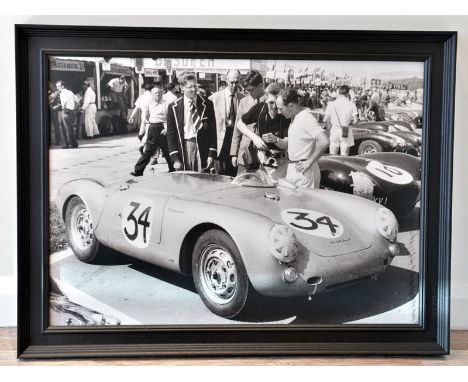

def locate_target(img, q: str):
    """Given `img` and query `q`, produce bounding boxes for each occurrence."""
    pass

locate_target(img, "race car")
[350,128,420,156]
[317,152,421,217]
[57,171,401,319]
[309,110,421,156]
[385,109,423,131]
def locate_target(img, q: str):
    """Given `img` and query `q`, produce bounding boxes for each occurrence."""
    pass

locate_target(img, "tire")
[358,140,383,154]
[111,115,128,135]
[98,116,113,136]
[192,229,250,318]
[65,196,108,263]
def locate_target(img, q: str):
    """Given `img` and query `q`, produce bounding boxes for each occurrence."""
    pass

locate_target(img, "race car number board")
[281,209,344,238]
[366,160,413,185]
[121,199,154,248]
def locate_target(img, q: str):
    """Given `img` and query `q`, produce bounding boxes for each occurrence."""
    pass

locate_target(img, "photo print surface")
[48,56,423,326]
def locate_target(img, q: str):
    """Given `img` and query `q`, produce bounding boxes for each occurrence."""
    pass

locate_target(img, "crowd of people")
[48,75,130,148]
[50,68,416,190]
[128,69,367,190]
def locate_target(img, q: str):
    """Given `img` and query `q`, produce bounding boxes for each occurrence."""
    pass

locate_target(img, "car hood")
[191,185,383,257]
[390,131,421,146]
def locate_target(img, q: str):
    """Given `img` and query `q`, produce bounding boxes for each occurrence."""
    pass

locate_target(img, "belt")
[289,159,307,163]
[89,102,95,104]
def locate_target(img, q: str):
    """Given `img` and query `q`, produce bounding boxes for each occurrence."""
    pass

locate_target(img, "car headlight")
[350,171,374,199]
[395,136,406,145]
[390,136,406,147]
[375,208,398,242]
[268,224,299,263]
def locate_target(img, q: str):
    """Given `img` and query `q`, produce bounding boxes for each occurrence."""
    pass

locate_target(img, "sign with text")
[105,64,133,76]
[144,68,161,78]
[150,58,250,72]
[50,59,85,72]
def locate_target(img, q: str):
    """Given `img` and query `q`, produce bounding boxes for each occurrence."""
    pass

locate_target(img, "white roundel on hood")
[366,160,413,185]
[280,209,344,238]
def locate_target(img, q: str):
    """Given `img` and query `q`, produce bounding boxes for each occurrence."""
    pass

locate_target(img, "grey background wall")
[0,15,466,328]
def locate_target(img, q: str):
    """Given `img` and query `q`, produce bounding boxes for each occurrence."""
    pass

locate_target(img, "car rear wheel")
[358,140,383,154]
[192,229,250,319]
[65,196,108,263]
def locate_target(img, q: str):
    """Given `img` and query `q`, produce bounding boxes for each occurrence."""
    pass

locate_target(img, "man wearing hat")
[80,80,100,138]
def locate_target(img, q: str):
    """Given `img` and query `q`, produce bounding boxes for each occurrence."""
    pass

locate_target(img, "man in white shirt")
[129,82,155,140]
[162,82,178,105]
[54,80,78,149]
[106,75,129,120]
[80,81,100,138]
[130,86,174,176]
[324,85,358,156]
[276,88,329,189]
[209,69,244,176]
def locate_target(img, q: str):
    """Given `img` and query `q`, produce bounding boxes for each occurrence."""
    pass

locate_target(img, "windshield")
[231,168,277,188]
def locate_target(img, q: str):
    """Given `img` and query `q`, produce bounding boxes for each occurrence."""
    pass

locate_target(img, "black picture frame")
[16,24,456,358]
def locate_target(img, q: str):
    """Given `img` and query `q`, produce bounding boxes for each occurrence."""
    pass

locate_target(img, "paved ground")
[49,133,421,326]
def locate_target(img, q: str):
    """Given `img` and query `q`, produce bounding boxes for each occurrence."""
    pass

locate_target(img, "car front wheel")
[65,196,108,263]
[192,229,250,319]
[358,140,383,154]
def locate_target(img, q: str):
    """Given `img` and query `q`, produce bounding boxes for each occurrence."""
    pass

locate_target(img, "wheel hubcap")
[71,206,94,250]
[199,245,237,305]
[363,144,377,153]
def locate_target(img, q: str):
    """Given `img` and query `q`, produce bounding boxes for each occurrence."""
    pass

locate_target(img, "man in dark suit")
[167,71,217,172]
[209,69,244,176]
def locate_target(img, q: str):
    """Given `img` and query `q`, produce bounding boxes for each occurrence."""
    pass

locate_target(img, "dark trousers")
[110,92,127,120]
[216,126,237,177]
[50,108,61,144]
[61,109,78,148]
[134,123,174,175]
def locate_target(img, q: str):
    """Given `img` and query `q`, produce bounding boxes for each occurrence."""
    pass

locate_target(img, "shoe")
[70,145,78,149]
[150,158,158,165]
[62,145,70,149]
[139,146,144,155]
[130,171,143,177]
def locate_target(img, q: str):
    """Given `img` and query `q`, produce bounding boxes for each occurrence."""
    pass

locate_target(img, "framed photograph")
[16,25,456,358]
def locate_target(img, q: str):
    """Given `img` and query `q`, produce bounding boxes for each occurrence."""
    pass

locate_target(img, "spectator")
[163,82,178,105]
[235,82,290,178]
[166,71,217,172]
[130,86,174,176]
[209,69,244,176]
[80,81,100,138]
[106,75,129,120]
[53,81,78,149]
[276,88,329,189]
[324,85,358,156]
[230,70,266,173]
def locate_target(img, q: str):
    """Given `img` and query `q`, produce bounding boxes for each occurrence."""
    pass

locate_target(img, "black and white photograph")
[48,56,424,326]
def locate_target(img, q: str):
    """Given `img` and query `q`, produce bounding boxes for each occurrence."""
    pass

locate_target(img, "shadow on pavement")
[398,206,420,232]
[93,249,418,324]
[92,250,197,293]
[397,242,412,257]
[236,265,419,324]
